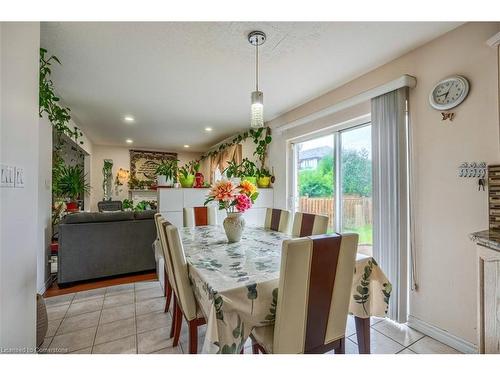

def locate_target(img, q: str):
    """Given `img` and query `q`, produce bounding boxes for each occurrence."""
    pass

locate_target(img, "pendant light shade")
[251,90,264,128]
[248,31,266,128]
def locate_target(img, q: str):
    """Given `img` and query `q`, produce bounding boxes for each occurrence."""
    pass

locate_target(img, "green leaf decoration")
[214,295,224,320]
[382,282,392,314]
[246,283,258,314]
[353,260,374,315]
[262,288,278,323]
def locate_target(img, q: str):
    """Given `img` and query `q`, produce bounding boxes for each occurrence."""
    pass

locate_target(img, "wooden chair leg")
[170,296,178,338]
[172,302,183,347]
[252,343,260,354]
[354,316,371,354]
[188,319,198,354]
[164,278,172,313]
[335,338,345,354]
[163,268,167,297]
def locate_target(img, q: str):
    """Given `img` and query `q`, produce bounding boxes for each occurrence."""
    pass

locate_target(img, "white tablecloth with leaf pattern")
[180,225,391,354]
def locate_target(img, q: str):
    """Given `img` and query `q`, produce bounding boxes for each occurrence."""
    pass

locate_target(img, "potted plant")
[193,161,204,188]
[257,166,272,188]
[55,164,90,211]
[239,158,258,185]
[178,161,197,188]
[122,199,134,211]
[223,160,242,184]
[156,159,178,187]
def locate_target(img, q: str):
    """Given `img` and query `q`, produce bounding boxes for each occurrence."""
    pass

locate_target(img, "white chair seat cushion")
[251,325,274,353]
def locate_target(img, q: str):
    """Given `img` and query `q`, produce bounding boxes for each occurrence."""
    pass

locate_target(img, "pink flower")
[235,194,252,213]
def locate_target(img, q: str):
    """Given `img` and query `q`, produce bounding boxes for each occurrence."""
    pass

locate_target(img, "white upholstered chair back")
[263,208,291,233]
[158,217,176,289]
[272,233,358,353]
[163,223,198,321]
[291,212,329,237]
[183,206,217,227]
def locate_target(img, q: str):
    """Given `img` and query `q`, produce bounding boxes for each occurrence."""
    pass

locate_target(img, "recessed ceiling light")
[126,139,133,144]
[124,116,135,123]
[205,127,213,132]
[183,145,190,148]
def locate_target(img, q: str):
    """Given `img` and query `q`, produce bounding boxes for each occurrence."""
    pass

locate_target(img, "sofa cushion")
[134,210,156,220]
[63,211,134,224]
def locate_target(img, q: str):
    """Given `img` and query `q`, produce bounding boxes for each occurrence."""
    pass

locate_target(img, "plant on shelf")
[155,159,179,187]
[134,200,157,211]
[55,164,90,211]
[223,160,242,179]
[122,199,134,211]
[239,158,258,185]
[223,158,258,184]
[178,160,200,188]
[256,166,272,188]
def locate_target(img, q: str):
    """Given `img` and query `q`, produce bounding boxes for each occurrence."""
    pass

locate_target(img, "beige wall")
[0,22,40,350]
[267,22,500,346]
[89,145,201,211]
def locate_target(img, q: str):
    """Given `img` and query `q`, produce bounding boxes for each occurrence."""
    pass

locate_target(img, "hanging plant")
[249,127,272,168]
[102,159,113,200]
[199,126,272,169]
[39,48,83,143]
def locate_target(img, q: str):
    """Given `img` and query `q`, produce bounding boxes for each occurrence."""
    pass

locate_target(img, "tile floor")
[40,280,461,354]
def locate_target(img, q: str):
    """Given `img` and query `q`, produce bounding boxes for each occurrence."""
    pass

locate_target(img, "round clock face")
[429,75,469,111]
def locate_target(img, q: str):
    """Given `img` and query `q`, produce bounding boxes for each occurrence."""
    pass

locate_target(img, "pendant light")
[248,31,266,128]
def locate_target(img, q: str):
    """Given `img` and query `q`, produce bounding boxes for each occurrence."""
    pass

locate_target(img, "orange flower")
[240,180,257,196]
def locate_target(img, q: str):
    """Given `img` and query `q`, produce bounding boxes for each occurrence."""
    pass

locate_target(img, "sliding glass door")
[340,125,372,254]
[294,134,335,232]
[292,122,372,251]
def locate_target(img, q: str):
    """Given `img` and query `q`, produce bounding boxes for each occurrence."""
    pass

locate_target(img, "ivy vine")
[39,48,83,143]
[199,126,272,170]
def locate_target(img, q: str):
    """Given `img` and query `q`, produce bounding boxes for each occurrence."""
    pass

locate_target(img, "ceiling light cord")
[255,43,259,91]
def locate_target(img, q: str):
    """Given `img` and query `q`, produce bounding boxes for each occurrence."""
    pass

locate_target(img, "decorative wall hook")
[441,112,455,121]
[458,162,487,178]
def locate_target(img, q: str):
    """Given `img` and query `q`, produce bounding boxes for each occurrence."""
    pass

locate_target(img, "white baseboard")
[407,315,477,354]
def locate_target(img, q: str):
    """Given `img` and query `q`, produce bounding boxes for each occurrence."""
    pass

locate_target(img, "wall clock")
[429,75,469,111]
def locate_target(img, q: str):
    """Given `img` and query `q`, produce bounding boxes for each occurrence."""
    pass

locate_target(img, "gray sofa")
[58,210,157,284]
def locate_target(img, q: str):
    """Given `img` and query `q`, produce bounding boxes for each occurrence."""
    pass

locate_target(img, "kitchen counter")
[470,230,500,252]
[471,229,500,353]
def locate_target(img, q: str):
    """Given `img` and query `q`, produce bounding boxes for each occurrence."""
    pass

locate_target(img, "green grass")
[343,224,372,245]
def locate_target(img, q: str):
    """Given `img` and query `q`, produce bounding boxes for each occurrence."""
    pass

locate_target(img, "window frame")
[287,114,371,233]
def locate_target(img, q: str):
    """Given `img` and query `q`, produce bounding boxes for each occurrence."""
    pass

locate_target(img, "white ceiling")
[41,22,461,152]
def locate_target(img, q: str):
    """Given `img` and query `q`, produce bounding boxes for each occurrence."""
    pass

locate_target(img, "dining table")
[179,225,392,354]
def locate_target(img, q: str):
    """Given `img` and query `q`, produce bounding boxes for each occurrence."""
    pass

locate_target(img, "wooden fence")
[298,196,372,229]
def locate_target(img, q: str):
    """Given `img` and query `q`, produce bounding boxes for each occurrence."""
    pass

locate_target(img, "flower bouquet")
[204,179,259,242]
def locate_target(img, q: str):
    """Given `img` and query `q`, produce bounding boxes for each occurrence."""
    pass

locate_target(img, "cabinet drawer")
[183,188,210,207]
[159,211,183,228]
[158,189,183,211]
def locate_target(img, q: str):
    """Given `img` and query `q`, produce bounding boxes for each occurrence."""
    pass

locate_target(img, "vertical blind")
[371,87,409,323]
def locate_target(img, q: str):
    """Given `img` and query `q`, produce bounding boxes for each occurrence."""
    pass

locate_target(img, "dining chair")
[291,212,329,237]
[153,213,172,313]
[264,208,291,233]
[157,217,180,341]
[162,222,206,354]
[250,233,358,354]
[183,206,217,227]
